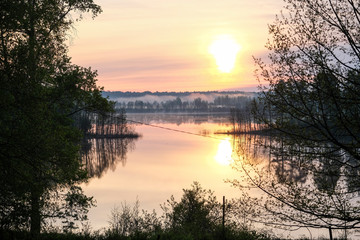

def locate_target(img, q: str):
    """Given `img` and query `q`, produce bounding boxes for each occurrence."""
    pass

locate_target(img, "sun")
[209,35,241,73]
[214,139,233,166]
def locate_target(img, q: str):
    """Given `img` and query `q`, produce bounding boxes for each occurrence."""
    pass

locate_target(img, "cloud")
[101,57,197,74]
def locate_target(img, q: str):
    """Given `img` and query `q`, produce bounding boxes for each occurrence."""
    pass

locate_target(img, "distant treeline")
[116,96,254,112]
[104,91,258,113]
[103,90,256,98]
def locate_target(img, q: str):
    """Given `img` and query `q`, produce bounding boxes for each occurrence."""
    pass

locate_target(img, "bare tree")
[231,0,360,239]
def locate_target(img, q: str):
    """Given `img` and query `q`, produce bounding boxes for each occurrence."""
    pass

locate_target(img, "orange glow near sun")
[209,35,241,73]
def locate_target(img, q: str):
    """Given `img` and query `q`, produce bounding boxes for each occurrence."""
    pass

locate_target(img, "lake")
[82,113,243,230]
[80,113,344,239]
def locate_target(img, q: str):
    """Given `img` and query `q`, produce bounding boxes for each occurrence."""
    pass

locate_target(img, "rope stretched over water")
[126,119,228,141]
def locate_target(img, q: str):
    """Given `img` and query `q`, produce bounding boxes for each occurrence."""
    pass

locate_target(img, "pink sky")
[68,0,284,92]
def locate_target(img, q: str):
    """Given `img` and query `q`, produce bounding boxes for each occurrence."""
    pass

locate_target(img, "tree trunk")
[29,0,41,237]
[30,188,41,238]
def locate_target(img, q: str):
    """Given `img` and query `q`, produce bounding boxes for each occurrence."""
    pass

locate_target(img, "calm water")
[80,113,340,239]
[82,113,242,230]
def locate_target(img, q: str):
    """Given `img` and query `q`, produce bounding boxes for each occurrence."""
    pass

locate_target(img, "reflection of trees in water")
[232,133,306,185]
[232,134,270,165]
[231,134,360,237]
[232,134,317,185]
[268,139,360,193]
[81,137,137,178]
[75,110,140,178]
[269,139,309,184]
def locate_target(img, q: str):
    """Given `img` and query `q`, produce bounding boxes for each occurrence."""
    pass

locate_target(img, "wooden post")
[329,226,333,240]
[222,196,226,240]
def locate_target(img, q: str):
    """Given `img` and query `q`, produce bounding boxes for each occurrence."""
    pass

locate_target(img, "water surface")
[82,114,242,230]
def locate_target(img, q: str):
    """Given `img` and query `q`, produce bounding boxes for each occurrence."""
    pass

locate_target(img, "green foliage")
[0,0,113,236]
[104,182,272,240]
[106,199,161,238]
[161,182,221,238]
[0,183,273,239]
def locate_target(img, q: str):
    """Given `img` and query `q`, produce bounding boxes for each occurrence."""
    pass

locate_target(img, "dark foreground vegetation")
[0,229,270,240]
[1,183,272,240]
[0,230,271,240]
[0,0,137,239]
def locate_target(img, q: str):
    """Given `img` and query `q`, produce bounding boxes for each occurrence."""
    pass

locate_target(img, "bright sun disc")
[214,139,233,165]
[209,35,241,73]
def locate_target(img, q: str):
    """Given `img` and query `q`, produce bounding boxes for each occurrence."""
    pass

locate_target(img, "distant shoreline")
[103,90,258,98]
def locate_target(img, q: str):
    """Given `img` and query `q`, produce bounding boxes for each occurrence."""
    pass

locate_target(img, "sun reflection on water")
[214,139,233,166]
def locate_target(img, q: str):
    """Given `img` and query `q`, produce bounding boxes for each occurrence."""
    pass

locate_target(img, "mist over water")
[104,91,257,104]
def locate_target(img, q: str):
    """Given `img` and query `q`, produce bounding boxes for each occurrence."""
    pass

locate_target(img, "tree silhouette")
[0,0,113,236]
[232,0,360,238]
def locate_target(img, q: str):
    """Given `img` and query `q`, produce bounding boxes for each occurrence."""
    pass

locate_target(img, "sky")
[68,0,285,92]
